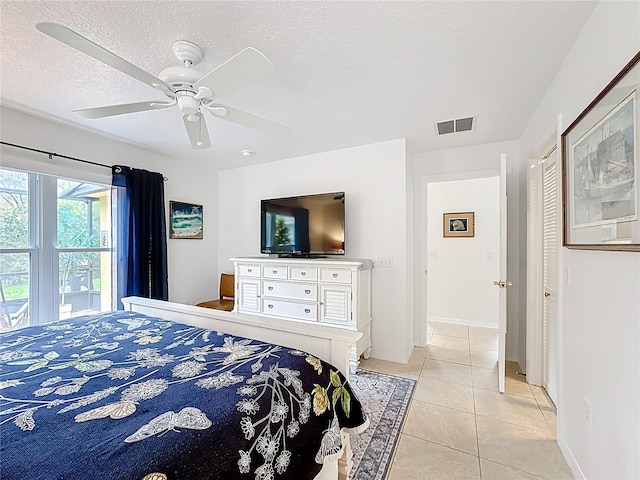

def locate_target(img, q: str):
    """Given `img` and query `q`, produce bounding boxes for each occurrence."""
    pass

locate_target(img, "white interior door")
[542,150,559,405]
[497,153,508,393]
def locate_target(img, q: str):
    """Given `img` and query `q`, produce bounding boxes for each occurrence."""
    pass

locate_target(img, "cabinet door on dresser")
[237,278,261,313]
[320,284,352,325]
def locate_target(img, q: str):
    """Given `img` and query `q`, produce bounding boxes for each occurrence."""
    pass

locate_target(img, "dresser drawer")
[262,299,317,322]
[263,281,317,301]
[238,264,261,277]
[320,268,352,284]
[290,266,318,281]
[263,265,288,279]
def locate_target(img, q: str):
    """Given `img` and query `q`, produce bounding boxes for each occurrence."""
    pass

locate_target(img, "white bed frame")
[121,296,362,480]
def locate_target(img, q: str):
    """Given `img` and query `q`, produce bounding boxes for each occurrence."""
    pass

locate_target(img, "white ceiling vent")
[435,116,476,135]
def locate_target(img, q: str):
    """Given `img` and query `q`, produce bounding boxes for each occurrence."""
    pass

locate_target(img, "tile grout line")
[467,329,485,479]
[400,431,481,460]
[468,326,485,480]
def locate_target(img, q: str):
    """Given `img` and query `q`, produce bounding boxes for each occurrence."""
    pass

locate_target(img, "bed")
[0,297,368,480]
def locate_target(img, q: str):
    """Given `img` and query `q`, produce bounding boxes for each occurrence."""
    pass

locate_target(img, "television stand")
[230,256,374,372]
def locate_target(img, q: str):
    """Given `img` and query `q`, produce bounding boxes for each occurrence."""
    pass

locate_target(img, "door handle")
[493,280,513,288]
[544,292,551,297]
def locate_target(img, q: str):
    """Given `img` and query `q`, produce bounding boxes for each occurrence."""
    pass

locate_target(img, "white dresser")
[231,256,374,365]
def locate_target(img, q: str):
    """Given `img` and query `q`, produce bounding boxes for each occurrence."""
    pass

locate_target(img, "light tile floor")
[359,322,572,480]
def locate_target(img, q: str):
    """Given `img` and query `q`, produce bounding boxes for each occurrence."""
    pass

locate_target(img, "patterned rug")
[349,369,416,480]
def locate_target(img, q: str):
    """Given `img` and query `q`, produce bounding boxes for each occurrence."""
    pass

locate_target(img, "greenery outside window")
[0,168,114,330]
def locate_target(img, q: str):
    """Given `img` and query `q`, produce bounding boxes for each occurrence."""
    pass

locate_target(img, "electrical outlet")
[584,397,592,426]
[377,256,393,268]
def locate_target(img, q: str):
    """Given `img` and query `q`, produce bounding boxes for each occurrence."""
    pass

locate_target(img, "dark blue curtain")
[112,166,168,307]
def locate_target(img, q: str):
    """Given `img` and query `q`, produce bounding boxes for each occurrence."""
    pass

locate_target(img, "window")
[0,168,114,330]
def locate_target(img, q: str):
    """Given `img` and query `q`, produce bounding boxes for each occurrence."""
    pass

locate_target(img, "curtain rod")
[0,141,168,181]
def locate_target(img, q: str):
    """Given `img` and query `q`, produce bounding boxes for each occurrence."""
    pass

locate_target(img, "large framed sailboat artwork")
[562,51,640,251]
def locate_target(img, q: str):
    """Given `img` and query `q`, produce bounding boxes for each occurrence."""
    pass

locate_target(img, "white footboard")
[121,297,361,379]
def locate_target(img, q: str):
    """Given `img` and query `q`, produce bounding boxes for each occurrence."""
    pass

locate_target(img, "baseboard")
[428,316,498,330]
[558,434,585,480]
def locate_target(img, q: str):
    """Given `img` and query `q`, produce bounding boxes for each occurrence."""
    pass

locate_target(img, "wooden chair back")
[219,273,235,300]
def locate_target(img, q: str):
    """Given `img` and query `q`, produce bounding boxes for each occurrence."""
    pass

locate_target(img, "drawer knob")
[267,304,273,309]
[304,308,310,313]
[332,273,338,278]
[273,270,278,274]
[247,268,252,273]
[305,289,311,294]
[301,272,306,276]
[268,286,273,291]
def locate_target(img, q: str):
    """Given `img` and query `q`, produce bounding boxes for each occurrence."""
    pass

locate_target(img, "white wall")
[413,140,521,359]
[518,1,640,478]
[427,177,500,327]
[0,106,219,307]
[217,138,413,363]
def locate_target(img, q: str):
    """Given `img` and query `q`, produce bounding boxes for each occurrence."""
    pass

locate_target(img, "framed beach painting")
[443,211,475,238]
[169,201,203,239]
[562,51,640,251]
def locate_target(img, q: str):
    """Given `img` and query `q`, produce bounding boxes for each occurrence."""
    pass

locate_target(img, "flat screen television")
[261,192,345,256]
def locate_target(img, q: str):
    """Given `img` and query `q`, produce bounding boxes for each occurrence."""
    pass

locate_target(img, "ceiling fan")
[35,23,289,149]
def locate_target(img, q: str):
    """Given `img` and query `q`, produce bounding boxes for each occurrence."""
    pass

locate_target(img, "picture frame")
[443,211,475,238]
[561,51,640,251]
[169,201,203,239]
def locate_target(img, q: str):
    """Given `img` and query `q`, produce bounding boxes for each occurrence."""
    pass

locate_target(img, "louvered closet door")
[526,157,543,387]
[543,151,559,406]
[320,284,352,325]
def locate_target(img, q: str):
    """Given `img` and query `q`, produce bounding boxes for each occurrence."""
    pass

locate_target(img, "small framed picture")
[443,212,475,238]
[169,201,203,239]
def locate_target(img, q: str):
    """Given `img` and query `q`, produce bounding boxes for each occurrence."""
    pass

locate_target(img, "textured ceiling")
[0,1,597,169]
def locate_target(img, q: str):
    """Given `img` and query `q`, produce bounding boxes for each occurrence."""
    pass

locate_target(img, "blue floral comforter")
[0,310,367,479]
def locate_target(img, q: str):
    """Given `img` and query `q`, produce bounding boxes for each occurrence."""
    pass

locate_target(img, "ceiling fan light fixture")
[177,94,200,115]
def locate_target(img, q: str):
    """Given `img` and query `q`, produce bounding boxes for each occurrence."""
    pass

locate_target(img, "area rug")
[349,369,416,480]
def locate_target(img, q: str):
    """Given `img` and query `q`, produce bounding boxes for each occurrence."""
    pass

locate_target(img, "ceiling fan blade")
[36,23,170,91]
[193,47,273,98]
[210,104,289,137]
[183,114,211,149]
[73,101,174,119]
